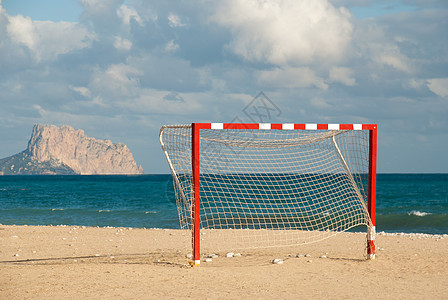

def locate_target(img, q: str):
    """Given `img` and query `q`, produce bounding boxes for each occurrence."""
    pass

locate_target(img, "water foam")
[408,210,431,217]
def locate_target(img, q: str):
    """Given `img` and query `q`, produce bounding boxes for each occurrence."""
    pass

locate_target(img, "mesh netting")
[160,125,373,252]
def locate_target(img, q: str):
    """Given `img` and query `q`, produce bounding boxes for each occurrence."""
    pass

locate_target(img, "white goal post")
[159,123,377,266]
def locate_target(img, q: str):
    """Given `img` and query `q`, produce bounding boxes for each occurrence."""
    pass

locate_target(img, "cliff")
[0,124,144,175]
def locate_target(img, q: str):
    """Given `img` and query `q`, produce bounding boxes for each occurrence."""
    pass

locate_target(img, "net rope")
[160,125,373,252]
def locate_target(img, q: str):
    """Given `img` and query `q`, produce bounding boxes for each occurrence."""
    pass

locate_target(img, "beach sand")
[1,225,447,299]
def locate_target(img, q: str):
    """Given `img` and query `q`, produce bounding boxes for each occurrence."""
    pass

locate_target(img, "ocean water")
[0,175,178,229]
[0,174,446,234]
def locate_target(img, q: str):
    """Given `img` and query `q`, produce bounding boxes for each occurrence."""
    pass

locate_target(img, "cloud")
[163,92,184,102]
[79,0,122,17]
[70,86,91,98]
[212,0,353,66]
[34,21,95,61]
[258,67,328,90]
[168,13,186,28]
[351,20,415,75]
[0,0,447,173]
[164,39,179,52]
[90,63,143,99]
[7,14,35,49]
[6,12,94,62]
[310,97,333,109]
[78,0,122,33]
[114,89,207,116]
[329,67,356,86]
[377,47,413,73]
[114,36,132,51]
[427,78,448,98]
[124,53,210,92]
[117,5,143,26]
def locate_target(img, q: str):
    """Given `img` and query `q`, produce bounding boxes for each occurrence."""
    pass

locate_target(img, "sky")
[0,0,447,174]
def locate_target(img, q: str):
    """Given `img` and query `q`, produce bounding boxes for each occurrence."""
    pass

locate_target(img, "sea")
[0,174,447,234]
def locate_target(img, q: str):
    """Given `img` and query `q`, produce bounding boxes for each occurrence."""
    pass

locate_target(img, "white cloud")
[329,67,356,86]
[70,86,91,98]
[90,64,143,99]
[1,0,448,173]
[164,39,179,52]
[379,52,412,73]
[91,96,106,107]
[163,92,184,102]
[7,14,36,50]
[116,89,205,116]
[6,13,94,62]
[32,104,46,117]
[168,13,186,28]
[79,0,121,16]
[406,79,426,90]
[106,64,142,84]
[353,18,414,74]
[310,97,332,109]
[34,21,95,61]
[258,67,329,90]
[117,5,143,26]
[79,0,104,6]
[427,78,448,98]
[212,0,353,66]
[114,36,132,51]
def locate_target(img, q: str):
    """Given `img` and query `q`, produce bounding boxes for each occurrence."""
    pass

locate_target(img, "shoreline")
[2,224,448,299]
[2,223,447,239]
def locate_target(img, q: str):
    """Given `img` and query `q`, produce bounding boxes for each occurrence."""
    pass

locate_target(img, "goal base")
[188,260,201,267]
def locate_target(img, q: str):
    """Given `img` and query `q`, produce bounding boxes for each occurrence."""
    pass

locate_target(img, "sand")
[1,225,447,299]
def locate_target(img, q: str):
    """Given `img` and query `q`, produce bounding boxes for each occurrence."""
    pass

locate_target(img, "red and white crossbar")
[190,123,377,265]
[194,123,376,130]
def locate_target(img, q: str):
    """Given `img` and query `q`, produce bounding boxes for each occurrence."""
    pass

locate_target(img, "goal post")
[192,123,201,265]
[367,126,377,259]
[160,123,377,265]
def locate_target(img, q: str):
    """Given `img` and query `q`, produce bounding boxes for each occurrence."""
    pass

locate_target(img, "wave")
[377,212,448,234]
[96,209,159,214]
[408,210,431,217]
[51,208,65,211]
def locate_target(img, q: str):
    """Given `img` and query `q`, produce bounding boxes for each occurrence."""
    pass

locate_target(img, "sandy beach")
[1,225,447,299]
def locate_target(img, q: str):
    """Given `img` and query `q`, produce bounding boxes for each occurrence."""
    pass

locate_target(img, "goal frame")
[172,123,377,265]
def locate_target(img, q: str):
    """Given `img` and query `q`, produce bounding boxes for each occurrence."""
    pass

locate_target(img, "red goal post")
[191,123,377,265]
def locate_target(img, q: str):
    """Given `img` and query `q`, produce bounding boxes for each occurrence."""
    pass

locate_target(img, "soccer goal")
[159,123,377,265]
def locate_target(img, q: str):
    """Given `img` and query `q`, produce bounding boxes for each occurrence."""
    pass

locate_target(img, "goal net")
[159,123,377,264]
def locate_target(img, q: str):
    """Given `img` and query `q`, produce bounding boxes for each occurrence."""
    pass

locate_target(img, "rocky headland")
[0,124,144,175]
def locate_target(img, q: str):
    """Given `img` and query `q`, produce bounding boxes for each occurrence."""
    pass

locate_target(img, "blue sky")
[3,0,82,22]
[0,0,447,173]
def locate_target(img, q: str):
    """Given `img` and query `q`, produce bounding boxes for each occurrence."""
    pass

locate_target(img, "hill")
[0,124,144,175]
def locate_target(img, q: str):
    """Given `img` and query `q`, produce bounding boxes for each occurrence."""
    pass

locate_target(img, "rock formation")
[0,124,144,175]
